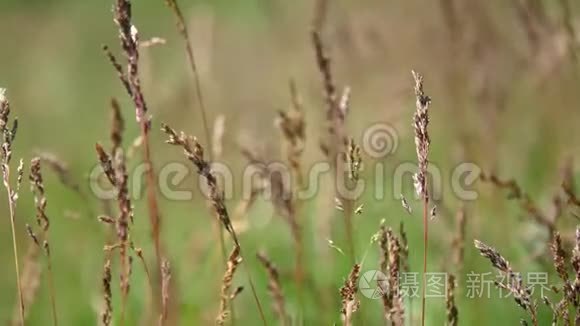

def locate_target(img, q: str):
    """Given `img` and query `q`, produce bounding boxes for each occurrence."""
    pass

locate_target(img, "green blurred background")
[1,0,580,324]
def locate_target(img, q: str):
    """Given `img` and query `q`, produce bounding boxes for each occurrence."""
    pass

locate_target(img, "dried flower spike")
[340,263,361,326]
[217,246,242,325]
[257,252,289,325]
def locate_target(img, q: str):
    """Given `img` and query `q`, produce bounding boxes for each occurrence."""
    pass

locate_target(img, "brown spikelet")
[571,227,580,296]
[110,98,124,154]
[277,80,306,188]
[378,226,404,325]
[217,246,242,325]
[28,157,58,325]
[340,263,361,326]
[399,222,409,274]
[257,252,289,325]
[446,273,458,326]
[113,148,132,300]
[34,151,92,218]
[346,138,361,183]
[30,158,49,231]
[102,45,132,97]
[96,104,134,322]
[311,0,349,164]
[412,70,431,200]
[162,123,238,245]
[474,240,538,325]
[562,162,580,207]
[412,70,431,326]
[552,232,570,283]
[480,172,556,232]
[550,232,576,311]
[312,0,337,122]
[95,143,116,187]
[101,259,112,326]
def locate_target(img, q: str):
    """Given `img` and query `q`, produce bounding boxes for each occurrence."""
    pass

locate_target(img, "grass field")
[1,0,580,325]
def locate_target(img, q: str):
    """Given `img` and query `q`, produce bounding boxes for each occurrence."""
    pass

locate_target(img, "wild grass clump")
[5,0,580,325]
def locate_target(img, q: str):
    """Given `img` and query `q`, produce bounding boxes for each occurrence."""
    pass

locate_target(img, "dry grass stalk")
[95,101,134,322]
[0,89,25,324]
[163,0,212,153]
[163,124,238,245]
[162,123,267,324]
[11,245,41,326]
[378,225,404,325]
[571,227,580,324]
[399,222,410,274]
[34,151,95,219]
[474,240,538,325]
[311,0,341,160]
[257,252,289,325]
[240,145,305,296]
[27,158,58,325]
[163,0,230,290]
[451,207,466,271]
[277,80,306,188]
[340,263,361,326]
[311,0,341,154]
[34,151,84,197]
[446,274,458,326]
[110,98,124,155]
[549,231,577,324]
[105,0,163,276]
[311,0,359,267]
[101,259,113,326]
[132,246,154,306]
[217,246,242,325]
[513,0,550,53]
[562,174,580,208]
[412,70,431,326]
[480,171,566,250]
[159,259,171,325]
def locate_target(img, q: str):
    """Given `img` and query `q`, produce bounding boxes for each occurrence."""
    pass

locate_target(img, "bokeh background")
[1,0,580,324]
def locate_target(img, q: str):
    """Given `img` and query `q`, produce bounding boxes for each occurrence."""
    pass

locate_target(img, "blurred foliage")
[0,0,579,325]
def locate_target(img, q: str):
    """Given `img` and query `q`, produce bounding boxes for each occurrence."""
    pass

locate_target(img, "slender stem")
[164,3,233,320]
[45,255,58,326]
[230,232,267,325]
[141,261,154,306]
[244,265,268,326]
[421,195,428,326]
[343,201,355,266]
[7,180,25,325]
[139,123,164,310]
[119,243,128,326]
